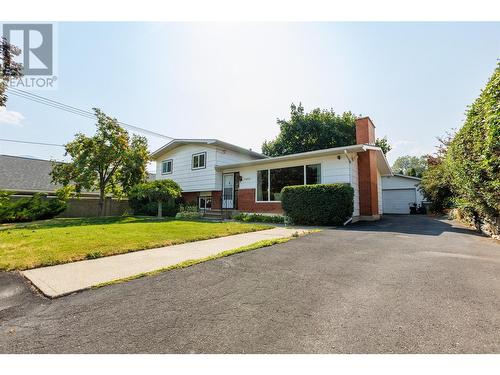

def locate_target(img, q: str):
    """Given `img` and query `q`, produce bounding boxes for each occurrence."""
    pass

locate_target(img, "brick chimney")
[355,117,376,145]
[356,116,379,219]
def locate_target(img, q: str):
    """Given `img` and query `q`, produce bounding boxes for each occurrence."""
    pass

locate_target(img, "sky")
[1,22,499,171]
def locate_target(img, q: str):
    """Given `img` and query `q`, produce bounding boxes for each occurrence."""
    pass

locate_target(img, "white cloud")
[0,107,25,126]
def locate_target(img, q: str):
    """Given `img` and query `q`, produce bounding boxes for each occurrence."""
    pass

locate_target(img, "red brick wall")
[181,191,222,209]
[212,191,221,209]
[355,117,376,145]
[237,189,283,214]
[358,149,379,216]
[181,192,198,204]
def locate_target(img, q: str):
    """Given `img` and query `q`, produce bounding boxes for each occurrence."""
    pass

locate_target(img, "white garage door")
[382,189,416,214]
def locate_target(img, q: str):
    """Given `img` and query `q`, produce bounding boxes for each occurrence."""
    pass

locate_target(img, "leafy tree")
[0,37,23,106]
[447,63,500,221]
[391,155,428,177]
[375,136,391,155]
[262,103,357,156]
[128,180,182,218]
[51,108,149,216]
[419,133,454,212]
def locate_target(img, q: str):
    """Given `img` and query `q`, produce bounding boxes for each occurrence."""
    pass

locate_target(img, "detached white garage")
[381,174,425,214]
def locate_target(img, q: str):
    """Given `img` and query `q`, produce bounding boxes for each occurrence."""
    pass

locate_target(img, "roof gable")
[150,139,267,160]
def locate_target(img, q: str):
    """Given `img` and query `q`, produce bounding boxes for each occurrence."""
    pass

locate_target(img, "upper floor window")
[192,152,206,169]
[161,159,173,174]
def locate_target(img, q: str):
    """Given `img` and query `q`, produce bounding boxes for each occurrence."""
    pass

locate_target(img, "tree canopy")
[0,37,23,107]
[51,108,150,216]
[375,136,392,155]
[391,155,427,177]
[128,180,182,217]
[261,103,357,157]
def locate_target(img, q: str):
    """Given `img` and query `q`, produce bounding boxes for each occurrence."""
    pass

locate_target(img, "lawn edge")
[1,220,274,271]
[91,235,306,289]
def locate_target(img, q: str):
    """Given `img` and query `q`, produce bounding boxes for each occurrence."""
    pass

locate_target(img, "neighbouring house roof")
[0,154,64,193]
[384,174,422,181]
[215,144,393,176]
[150,139,268,160]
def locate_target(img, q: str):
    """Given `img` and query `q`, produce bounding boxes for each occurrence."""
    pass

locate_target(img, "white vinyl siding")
[214,148,260,190]
[223,153,358,212]
[155,145,217,192]
[155,144,261,193]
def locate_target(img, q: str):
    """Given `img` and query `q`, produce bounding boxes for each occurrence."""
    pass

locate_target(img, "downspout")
[343,149,353,226]
[344,150,352,184]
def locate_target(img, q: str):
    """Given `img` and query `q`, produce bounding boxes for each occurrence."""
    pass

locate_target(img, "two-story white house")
[151,117,392,221]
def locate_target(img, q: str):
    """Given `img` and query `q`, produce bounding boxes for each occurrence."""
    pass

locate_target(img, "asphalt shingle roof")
[0,154,156,193]
[0,155,63,193]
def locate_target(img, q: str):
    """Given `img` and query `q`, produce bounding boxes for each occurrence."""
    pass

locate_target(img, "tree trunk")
[157,201,162,218]
[99,188,106,217]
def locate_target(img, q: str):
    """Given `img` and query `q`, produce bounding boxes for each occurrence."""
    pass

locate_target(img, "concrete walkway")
[21,227,309,298]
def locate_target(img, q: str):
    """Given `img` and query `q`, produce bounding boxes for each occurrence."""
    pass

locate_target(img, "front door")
[223,173,234,209]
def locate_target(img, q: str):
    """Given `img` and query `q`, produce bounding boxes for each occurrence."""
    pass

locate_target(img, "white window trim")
[192,152,207,170]
[161,159,173,175]
[255,163,322,203]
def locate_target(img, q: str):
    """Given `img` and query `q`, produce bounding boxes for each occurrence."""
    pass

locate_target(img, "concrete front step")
[201,209,239,219]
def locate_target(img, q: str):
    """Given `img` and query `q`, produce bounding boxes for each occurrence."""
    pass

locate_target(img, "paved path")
[22,227,307,298]
[1,215,498,353]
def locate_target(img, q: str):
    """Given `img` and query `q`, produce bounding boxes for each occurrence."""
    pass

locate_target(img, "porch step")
[201,209,239,219]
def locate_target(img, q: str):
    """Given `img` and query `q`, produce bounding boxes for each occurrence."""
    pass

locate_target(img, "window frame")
[191,151,207,170]
[255,163,322,203]
[161,159,173,175]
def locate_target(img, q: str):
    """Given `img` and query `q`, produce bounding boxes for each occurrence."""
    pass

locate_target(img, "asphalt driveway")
[1,215,499,353]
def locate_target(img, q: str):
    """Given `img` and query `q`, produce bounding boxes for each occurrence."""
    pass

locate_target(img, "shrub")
[128,179,182,217]
[0,189,68,223]
[232,213,285,224]
[179,202,198,213]
[175,211,202,220]
[420,157,454,212]
[128,196,179,217]
[281,183,354,225]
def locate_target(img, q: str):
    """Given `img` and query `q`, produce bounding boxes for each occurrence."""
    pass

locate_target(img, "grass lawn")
[0,216,272,270]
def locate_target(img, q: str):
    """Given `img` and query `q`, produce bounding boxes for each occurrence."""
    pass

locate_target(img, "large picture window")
[270,166,304,201]
[257,170,269,201]
[306,164,321,184]
[256,163,321,202]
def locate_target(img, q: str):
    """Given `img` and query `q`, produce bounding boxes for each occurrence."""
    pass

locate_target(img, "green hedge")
[233,213,285,224]
[281,184,354,225]
[0,190,68,223]
[447,63,499,220]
